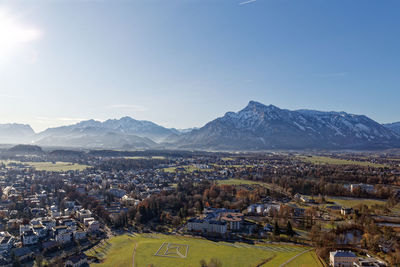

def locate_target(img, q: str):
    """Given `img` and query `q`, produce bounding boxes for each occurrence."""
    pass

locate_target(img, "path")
[278,248,313,267]
[132,242,137,267]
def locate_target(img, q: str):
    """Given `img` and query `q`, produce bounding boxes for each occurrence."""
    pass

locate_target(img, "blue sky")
[1,0,399,132]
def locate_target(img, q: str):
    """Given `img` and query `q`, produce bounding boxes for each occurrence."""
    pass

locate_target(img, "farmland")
[298,156,386,168]
[1,160,89,171]
[326,196,386,208]
[87,234,322,267]
[216,178,268,187]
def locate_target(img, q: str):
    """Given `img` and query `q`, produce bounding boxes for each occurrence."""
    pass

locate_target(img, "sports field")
[87,234,322,267]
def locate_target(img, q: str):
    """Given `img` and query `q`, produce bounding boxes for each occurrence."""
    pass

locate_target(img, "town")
[0,145,398,266]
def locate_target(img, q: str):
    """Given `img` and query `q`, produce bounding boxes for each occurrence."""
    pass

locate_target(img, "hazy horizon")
[1,0,400,132]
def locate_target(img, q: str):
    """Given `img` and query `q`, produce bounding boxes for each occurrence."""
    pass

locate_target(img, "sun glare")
[0,7,41,60]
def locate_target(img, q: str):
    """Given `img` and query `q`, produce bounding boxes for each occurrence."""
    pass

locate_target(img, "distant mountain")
[38,117,175,141]
[0,123,35,144]
[168,101,400,150]
[1,104,400,150]
[383,122,400,135]
[34,117,164,149]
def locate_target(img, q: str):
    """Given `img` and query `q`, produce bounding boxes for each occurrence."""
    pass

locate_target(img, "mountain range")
[1,101,399,150]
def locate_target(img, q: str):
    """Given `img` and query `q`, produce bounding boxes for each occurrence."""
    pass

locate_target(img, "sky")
[0,0,400,132]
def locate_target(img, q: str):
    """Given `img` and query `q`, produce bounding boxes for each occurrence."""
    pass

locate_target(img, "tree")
[286,221,294,237]
[273,221,280,236]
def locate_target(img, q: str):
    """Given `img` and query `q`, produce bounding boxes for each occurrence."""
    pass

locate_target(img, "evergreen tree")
[273,221,280,236]
[286,221,294,237]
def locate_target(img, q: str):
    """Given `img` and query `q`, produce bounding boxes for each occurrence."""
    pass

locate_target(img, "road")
[132,242,137,267]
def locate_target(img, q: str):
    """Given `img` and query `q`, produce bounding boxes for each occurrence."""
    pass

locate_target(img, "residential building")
[329,250,357,267]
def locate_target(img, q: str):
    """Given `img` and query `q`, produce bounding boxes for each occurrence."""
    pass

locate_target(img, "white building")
[83,217,95,227]
[329,250,357,267]
[73,231,86,241]
[187,218,227,234]
[76,209,92,221]
[19,225,31,236]
[56,232,71,244]
[88,220,100,232]
[0,235,14,251]
[32,225,47,238]
[22,230,38,246]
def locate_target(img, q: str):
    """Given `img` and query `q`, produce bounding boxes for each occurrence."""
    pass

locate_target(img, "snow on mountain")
[383,122,400,135]
[170,101,400,150]
[0,123,35,144]
[34,116,176,149]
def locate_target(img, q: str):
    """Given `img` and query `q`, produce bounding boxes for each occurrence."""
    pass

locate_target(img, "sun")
[0,7,42,61]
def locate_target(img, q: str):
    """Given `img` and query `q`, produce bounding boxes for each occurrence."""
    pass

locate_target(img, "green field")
[216,178,267,186]
[326,196,386,208]
[125,156,166,160]
[298,156,386,168]
[87,234,321,267]
[221,157,235,161]
[285,250,323,267]
[25,161,89,171]
[163,165,213,173]
[1,160,89,171]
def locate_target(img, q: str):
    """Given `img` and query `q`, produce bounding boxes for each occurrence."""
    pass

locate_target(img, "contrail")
[239,0,257,5]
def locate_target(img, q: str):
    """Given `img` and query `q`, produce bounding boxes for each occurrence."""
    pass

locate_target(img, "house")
[329,250,357,267]
[42,240,58,251]
[41,218,56,230]
[108,188,126,198]
[12,247,33,262]
[0,235,14,251]
[350,184,375,193]
[341,207,353,216]
[73,231,86,240]
[19,225,31,235]
[33,225,47,238]
[65,253,88,267]
[22,230,38,246]
[62,219,77,231]
[83,217,95,227]
[88,220,100,232]
[76,209,92,221]
[54,225,68,235]
[56,232,71,244]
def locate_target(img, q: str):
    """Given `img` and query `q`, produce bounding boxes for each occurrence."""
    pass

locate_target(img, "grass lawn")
[125,156,166,160]
[298,156,386,168]
[25,161,89,171]
[163,165,213,173]
[326,196,386,208]
[87,236,135,267]
[214,164,256,168]
[87,234,321,267]
[1,160,89,171]
[216,178,268,187]
[285,250,323,267]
